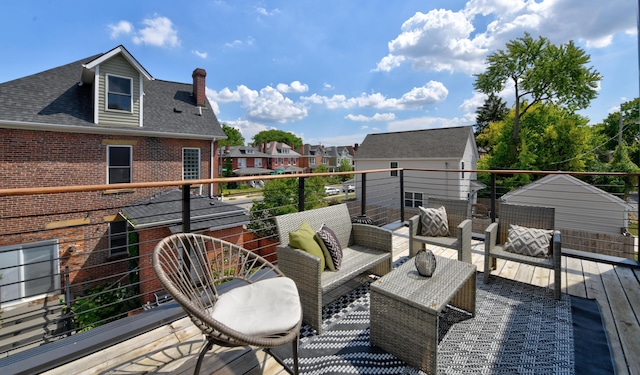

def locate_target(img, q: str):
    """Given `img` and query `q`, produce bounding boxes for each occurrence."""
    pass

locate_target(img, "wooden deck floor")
[43,227,640,375]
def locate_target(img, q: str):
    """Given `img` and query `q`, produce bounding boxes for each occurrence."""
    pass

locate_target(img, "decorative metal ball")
[415,248,437,277]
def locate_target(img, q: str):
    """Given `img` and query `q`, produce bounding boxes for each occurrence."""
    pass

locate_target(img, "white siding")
[501,175,632,234]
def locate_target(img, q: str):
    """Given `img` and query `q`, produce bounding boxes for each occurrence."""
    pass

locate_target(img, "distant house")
[258,141,304,174]
[220,145,272,176]
[0,45,230,306]
[500,174,635,258]
[354,126,481,211]
[298,144,354,172]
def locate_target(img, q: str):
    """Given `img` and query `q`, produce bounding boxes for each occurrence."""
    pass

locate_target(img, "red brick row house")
[0,45,239,308]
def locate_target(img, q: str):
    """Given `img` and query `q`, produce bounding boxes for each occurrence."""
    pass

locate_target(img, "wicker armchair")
[408,197,473,263]
[484,203,562,300]
[152,233,302,374]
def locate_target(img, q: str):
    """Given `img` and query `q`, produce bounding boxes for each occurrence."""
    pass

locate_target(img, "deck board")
[41,226,640,375]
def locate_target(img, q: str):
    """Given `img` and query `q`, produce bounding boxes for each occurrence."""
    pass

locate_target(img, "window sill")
[103,188,136,195]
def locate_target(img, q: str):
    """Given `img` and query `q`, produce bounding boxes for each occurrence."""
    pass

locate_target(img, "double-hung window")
[109,221,128,256]
[404,191,423,208]
[390,161,398,177]
[107,75,132,112]
[107,145,132,184]
[183,148,201,180]
[255,158,262,167]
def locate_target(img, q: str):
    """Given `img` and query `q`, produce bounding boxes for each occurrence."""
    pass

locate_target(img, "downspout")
[210,140,214,197]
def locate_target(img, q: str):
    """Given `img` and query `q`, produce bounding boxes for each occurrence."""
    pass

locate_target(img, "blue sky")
[1,1,639,147]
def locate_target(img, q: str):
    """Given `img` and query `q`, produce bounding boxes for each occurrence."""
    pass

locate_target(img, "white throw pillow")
[419,205,450,237]
[504,224,553,257]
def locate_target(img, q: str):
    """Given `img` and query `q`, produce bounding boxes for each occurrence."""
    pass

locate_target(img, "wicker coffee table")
[370,255,476,374]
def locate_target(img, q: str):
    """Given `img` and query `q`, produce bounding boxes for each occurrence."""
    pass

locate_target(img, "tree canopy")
[219,124,245,147]
[478,103,594,173]
[252,129,303,149]
[475,93,508,149]
[592,98,640,165]
[474,32,601,152]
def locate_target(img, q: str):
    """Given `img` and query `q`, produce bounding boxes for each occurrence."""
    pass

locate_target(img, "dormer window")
[107,74,132,112]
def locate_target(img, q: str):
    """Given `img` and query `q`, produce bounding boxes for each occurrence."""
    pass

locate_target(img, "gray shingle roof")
[0,47,224,139]
[354,126,474,159]
[121,190,248,231]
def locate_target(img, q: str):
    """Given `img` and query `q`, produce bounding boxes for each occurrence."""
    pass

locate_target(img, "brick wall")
[0,128,216,300]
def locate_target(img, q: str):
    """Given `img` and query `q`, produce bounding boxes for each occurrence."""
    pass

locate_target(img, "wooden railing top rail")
[1,168,637,197]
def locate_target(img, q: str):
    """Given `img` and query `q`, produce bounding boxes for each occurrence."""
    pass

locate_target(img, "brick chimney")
[192,68,207,107]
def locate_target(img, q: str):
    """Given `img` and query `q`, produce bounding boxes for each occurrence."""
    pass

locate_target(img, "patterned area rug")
[270,257,612,375]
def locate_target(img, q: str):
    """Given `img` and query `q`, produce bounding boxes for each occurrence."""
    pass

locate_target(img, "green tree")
[219,124,245,147]
[474,32,601,155]
[482,103,594,173]
[584,142,640,198]
[338,158,354,181]
[247,177,325,236]
[592,98,640,165]
[475,93,508,141]
[252,129,303,149]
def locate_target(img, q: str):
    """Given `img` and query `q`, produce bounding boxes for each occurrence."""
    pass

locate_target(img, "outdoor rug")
[270,258,614,374]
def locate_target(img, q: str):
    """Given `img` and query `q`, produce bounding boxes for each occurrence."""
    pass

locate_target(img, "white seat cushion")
[211,277,301,336]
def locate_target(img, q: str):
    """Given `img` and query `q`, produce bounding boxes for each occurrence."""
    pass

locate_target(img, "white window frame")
[254,158,262,167]
[237,158,247,168]
[107,145,132,184]
[404,191,424,208]
[109,220,129,256]
[182,147,201,180]
[106,74,133,112]
[0,240,61,307]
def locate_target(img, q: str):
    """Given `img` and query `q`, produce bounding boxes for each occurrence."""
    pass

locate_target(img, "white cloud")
[132,16,180,47]
[225,37,255,48]
[222,119,271,144]
[323,83,334,90]
[375,9,488,74]
[376,0,636,76]
[209,85,307,123]
[345,113,396,122]
[276,81,309,93]
[108,20,133,38]
[255,6,280,16]
[302,81,447,110]
[386,116,470,132]
[192,50,208,59]
[459,91,486,115]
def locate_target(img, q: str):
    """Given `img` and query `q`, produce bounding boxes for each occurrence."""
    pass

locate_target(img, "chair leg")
[291,334,300,375]
[194,338,216,374]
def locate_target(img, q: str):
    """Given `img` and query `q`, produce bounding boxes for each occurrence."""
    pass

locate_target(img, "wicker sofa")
[275,204,393,334]
[408,197,473,263]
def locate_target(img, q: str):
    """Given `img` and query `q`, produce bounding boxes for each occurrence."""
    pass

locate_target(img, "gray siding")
[98,55,141,127]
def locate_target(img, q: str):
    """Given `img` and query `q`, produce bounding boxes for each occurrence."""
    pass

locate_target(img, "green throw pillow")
[289,222,326,271]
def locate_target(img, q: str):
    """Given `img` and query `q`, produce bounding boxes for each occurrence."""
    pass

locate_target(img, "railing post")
[182,184,191,233]
[361,173,367,216]
[64,266,73,337]
[298,177,305,212]
[400,170,405,223]
[490,173,496,222]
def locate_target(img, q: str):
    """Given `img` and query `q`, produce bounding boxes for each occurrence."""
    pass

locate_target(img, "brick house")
[259,141,304,174]
[219,145,272,177]
[0,45,230,307]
